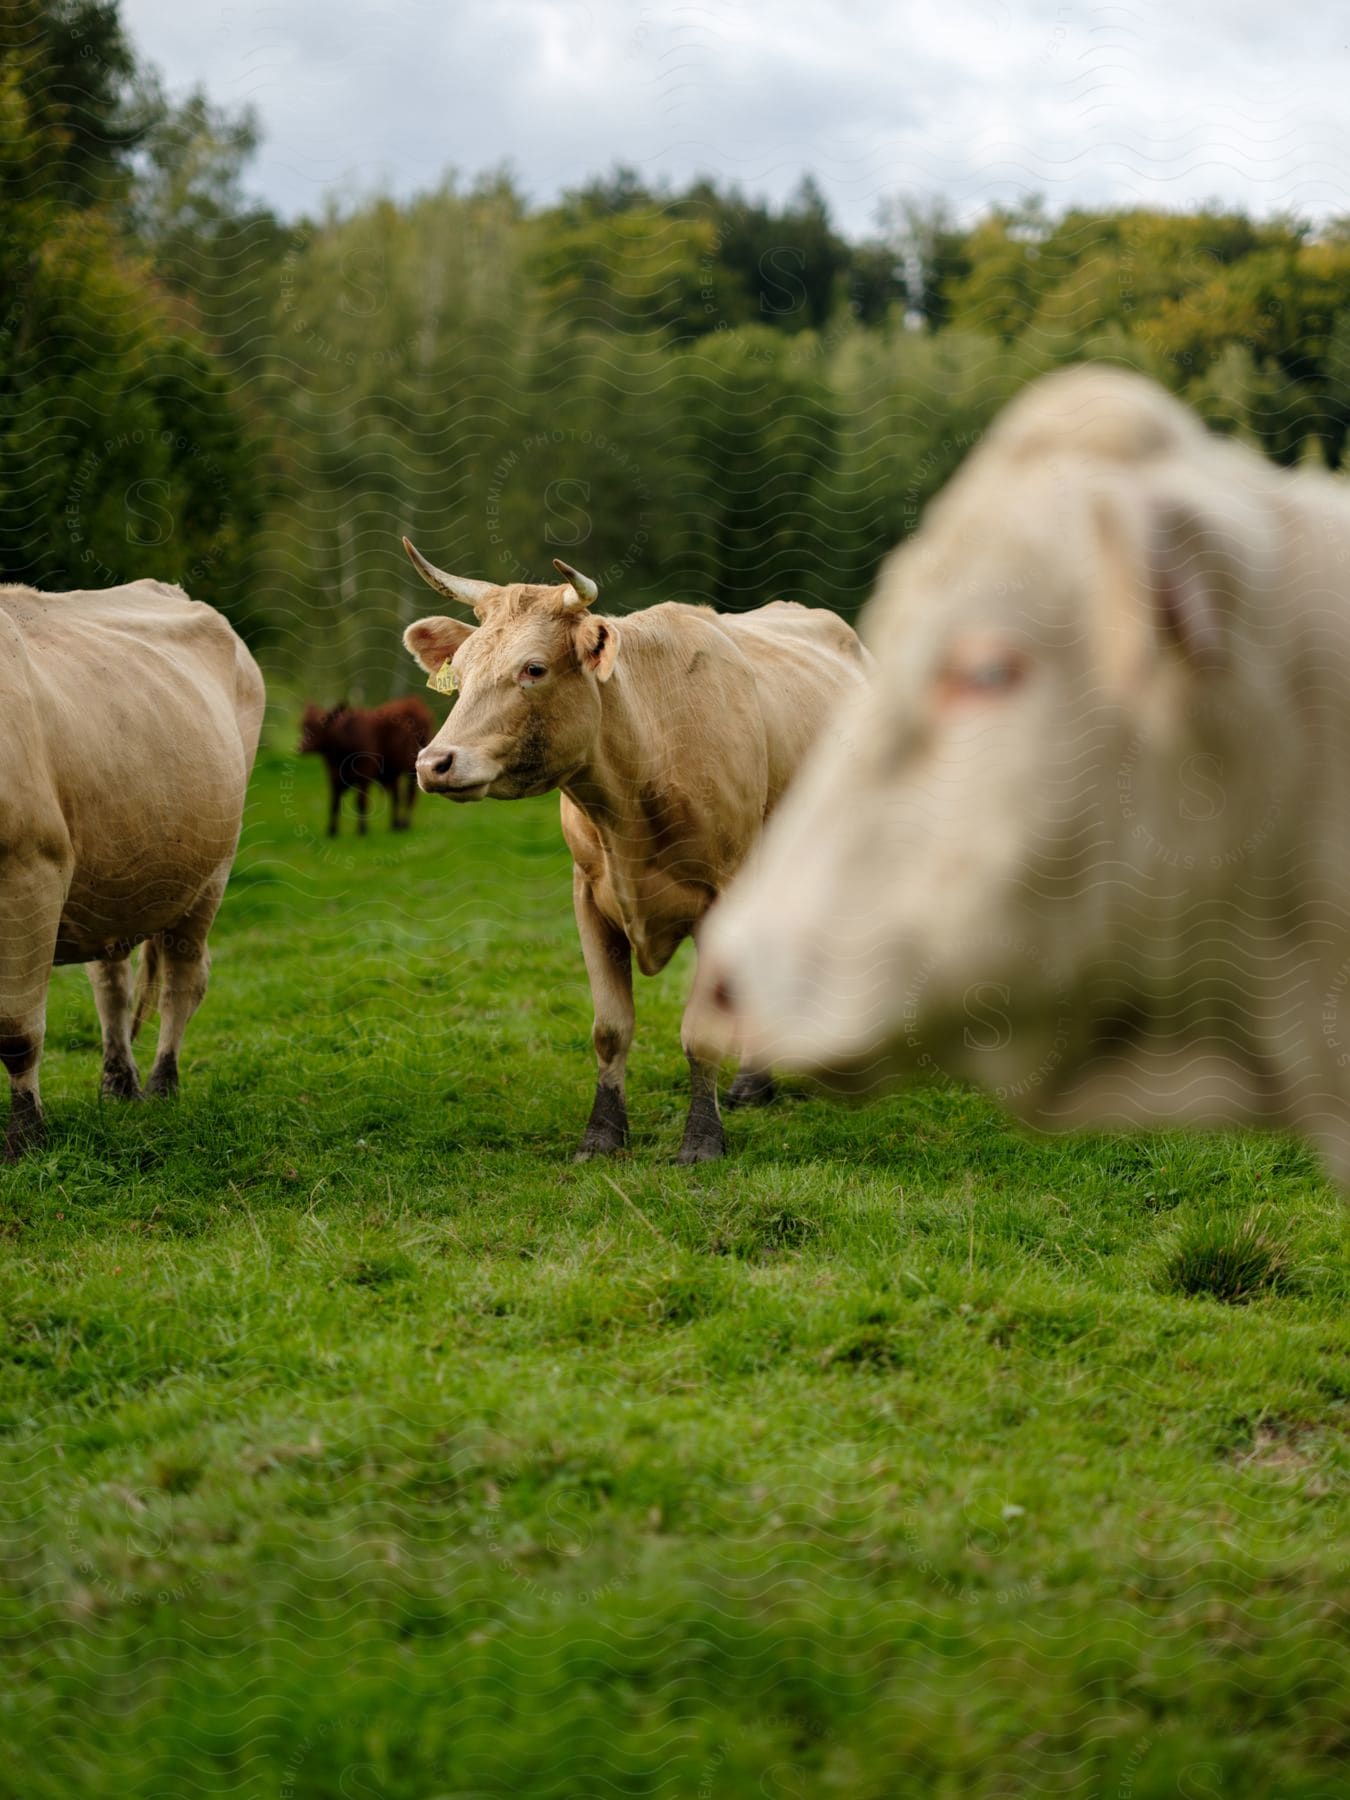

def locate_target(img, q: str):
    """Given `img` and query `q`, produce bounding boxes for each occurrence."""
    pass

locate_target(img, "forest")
[8,0,1350,697]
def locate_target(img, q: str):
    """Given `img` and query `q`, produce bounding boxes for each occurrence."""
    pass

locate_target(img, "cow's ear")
[1093,491,1230,685]
[574,614,620,682]
[403,615,475,674]
[1144,501,1226,671]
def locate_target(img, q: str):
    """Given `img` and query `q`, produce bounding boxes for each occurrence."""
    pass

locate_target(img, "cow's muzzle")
[415,744,500,799]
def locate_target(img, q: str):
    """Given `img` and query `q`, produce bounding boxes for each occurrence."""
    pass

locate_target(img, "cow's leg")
[725,1067,777,1110]
[676,1045,726,1164]
[87,956,141,1099]
[402,772,417,830]
[677,965,726,1162]
[389,774,410,831]
[573,868,634,1160]
[326,769,342,837]
[355,780,370,837]
[0,861,62,1159]
[144,875,225,1098]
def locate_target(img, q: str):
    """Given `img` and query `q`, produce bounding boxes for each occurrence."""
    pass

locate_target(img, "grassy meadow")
[1,730,1348,1799]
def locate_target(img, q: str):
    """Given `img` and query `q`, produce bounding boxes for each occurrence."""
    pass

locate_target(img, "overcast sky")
[122,0,1350,235]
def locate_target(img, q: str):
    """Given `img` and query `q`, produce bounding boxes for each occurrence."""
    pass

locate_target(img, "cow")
[298,698,434,835]
[0,578,264,1158]
[399,537,868,1161]
[688,364,1350,1188]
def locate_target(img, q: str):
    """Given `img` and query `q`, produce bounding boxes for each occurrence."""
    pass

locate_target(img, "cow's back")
[712,601,868,811]
[0,581,263,958]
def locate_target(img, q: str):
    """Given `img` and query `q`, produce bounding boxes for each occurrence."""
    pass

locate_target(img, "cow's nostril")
[711,974,735,1013]
[433,751,455,775]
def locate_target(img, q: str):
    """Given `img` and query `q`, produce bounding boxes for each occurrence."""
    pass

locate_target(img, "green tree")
[0,3,264,631]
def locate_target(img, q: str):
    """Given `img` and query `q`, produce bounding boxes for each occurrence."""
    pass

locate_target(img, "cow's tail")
[131,938,162,1041]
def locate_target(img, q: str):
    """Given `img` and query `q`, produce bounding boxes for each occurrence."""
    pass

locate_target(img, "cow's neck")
[561,668,721,948]
[564,672,678,851]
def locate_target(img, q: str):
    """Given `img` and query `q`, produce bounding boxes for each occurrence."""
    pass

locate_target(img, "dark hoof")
[676,1130,726,1165]
[676,1106,726,1164]
[725,1071,777,1110]
[4,1094,44,1160]
[146,1054,179,1098]
[574,1139,624,1163]
[101,1059,143,1101]
[574,1086,628,1160]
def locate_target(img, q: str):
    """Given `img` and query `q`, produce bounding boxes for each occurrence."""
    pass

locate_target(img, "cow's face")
[298,703,343,753]
[401,550,619,802]
[693,377,1290,1115]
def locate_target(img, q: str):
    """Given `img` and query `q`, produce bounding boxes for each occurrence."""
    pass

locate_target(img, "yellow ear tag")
[428,658,459,696]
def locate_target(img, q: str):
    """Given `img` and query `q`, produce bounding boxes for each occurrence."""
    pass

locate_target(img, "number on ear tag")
[428,658,459,695]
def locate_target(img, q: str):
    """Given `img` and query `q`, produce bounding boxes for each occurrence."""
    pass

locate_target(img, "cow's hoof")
[101,1061,143,1101]
[146,1055,179,1098]
[725,1071,777,1110]
[574,1137,625,1162]
[574,1086,628,1160]
[676,1114,726,1163]
[4,1095,44,1161]
[676,1134,726,1165]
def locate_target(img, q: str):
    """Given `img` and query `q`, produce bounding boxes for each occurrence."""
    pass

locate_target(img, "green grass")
[2,744,1348,1799]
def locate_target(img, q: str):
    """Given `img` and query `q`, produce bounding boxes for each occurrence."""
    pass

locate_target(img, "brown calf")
[298,698,434,835]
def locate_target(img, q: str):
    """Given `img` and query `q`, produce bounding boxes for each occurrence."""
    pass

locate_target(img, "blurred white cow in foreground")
[691,366,1350,1184]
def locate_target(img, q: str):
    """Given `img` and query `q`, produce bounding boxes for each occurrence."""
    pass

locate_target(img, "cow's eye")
[519,661,549,686]
[937,646,1027,702]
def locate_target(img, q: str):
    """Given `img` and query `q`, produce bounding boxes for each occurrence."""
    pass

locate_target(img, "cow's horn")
[402,536,495,611]
[552,558,599,607]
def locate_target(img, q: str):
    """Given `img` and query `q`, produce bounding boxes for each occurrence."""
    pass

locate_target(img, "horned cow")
[400,539,868,1161]
[0,579,264,1157]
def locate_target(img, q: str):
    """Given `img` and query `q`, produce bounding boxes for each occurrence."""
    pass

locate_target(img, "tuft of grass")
[1158,1209,1295,1304]
[700,1195,818,1259]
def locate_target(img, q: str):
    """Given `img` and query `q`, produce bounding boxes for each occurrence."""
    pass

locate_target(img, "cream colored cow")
[691,366,1350,1184]
[401,540,867,1160]
[0,580,264,1156]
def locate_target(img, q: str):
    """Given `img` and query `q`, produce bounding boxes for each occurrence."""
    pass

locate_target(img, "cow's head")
[692,367,1299,1123]
[298,702,347,753]
[400,539,620,801]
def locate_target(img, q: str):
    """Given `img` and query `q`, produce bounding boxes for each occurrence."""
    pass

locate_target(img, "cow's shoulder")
[715,598,865,664]
[616,601,754,674]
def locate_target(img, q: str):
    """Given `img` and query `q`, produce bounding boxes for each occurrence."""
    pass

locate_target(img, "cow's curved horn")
[552,558,599,608]
[402,536,495,612]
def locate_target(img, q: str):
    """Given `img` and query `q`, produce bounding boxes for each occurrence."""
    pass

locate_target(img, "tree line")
[6,2,1350,699]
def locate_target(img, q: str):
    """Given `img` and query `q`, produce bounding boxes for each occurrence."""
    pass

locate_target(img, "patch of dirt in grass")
[1228,1422,1334,1493]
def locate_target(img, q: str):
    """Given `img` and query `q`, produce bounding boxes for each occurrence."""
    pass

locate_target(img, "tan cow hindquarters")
[0,580,263,1156]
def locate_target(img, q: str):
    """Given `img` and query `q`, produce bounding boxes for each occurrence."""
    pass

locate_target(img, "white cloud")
[122,0,1350,232]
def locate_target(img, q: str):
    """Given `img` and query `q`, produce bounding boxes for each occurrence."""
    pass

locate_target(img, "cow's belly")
[55,853,229,963]
[561,798,713,977]
[51,794,241,963]
[585,863,712,977]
